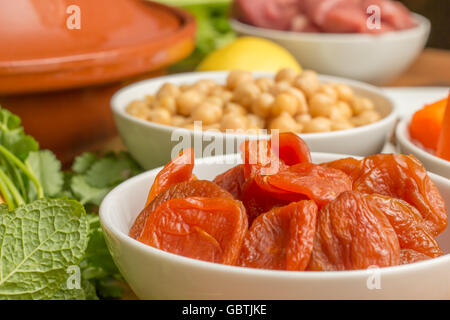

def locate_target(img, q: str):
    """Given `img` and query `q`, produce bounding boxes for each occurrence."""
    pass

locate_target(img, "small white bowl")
[111,71,396,169]
[230,14,430,84]
[100,153,450,300]
[396,119,450,179]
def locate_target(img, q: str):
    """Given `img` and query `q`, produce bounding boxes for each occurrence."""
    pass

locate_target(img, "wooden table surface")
[387,48,450,87]
[103,48,449,300]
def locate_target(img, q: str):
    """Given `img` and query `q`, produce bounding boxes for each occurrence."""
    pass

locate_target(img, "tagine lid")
[0,0,196,94]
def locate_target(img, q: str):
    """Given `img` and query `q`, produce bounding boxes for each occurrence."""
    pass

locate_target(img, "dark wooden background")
[399,0,450,49]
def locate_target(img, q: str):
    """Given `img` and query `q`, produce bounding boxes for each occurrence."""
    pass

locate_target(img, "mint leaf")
[0,199,89,300]
[52,279,98,300]
[82,215,121,278]
[26,150,63,197]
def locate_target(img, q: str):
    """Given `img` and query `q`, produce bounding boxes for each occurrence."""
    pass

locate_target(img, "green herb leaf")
[0,199,89,300]
[26,150,63,198]
[0,108,39,161]
[52,279,98,300]
[72,153,99,174]
[71,176,110,206]
[84,152,141,188]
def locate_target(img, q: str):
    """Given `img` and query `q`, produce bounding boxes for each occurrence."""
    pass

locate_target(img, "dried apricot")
[400,249,431,264]
[271,132,312,165]
[240,178,292,224]
[321,157,362,182]
[354,154,447,235]
[137,197,248,265]
[265,163,352,207]
[145,148,195,206]
[213,164,247,200]
[308,191,400,271]
[240,139,286,178]
[129,180,233,239]
[238,201,317,270]
[366,194,442,258]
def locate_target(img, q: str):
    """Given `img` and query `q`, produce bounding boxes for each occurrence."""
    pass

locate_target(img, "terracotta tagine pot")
[0,0,195,164]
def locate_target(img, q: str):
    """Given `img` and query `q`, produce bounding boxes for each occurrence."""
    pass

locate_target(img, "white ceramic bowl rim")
[230,13,430,42]
[100,152,450,280]
[111,71,397,140]
[396,119,450,168]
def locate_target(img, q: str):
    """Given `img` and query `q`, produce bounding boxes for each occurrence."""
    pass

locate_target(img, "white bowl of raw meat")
[231,0,430,84]
[100,150,450,299]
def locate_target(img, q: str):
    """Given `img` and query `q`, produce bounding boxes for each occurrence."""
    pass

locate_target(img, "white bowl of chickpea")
[111,70,396,169]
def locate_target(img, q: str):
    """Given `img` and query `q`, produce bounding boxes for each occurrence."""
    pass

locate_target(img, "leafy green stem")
[0,156,27,203]
[0,173,14,210]
[0,167,24,208]
[0,144,43,199]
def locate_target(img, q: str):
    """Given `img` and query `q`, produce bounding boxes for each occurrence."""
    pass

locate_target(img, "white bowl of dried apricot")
[100,133,450,299]
[111,70,397,169]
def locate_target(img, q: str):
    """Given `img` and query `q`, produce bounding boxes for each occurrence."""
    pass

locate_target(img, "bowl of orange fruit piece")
[396,93,450,179]
[100,132,450,299]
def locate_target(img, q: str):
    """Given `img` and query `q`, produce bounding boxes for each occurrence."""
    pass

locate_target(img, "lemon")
[197,37,302,72]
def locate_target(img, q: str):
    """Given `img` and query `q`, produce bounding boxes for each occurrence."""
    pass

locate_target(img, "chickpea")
[295,113,312,124]
[179,84,192,92]
[293,70,320,97]
[247,114,265,129]
[126,100,150,119]
[351,110,381,127]
[220,90,233,103]
[204,123,221,131]
[336,101,353,119]
[275,68,297,83]
[318,84,338,102]
[145,95,155,104]
[193,79,217,95]
[331,121,354,131]
[285,87,307,114]
[210,87,232,103]
[224,102,247,116]
[210,86,224,96]
[226,70,253,90]
[171,115,187,127]
[309,93,335,117]
[334,84,354,102]
[233,82,261,108]
[191,102,223,125]
[252,92,274,118]
[156,83,180,99]
[268,81,291,96]
[303,117,332,133]
[205,96,224,108]
[269,112,300,133]
[255,77,275,92]
[157,95,177,114]
[329,105,349,122]
[352,97,375,115]
[271,93,298,117]
[149,108,171,125]
[176,90,204,116]
[220,113,248,131]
